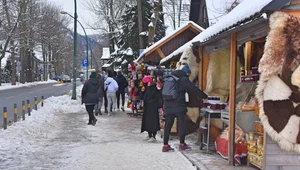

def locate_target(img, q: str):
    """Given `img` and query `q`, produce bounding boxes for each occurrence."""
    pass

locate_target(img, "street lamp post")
[71,0,77,100]
[61,11,89,83]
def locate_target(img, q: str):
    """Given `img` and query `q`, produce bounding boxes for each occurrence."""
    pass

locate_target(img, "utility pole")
[138,0,144,50]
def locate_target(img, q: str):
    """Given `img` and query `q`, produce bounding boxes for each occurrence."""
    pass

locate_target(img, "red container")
[219,103,226,110]
[251,74,260,81]
[210,103,218,110]
[203,102,209,108]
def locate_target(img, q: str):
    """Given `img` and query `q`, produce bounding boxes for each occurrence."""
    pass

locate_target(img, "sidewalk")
[1,102,256,170]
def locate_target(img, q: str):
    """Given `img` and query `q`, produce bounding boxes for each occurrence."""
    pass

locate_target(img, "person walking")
[102,71,109,113]
[116,71,128,111]
[96,70,105,116]
[141,75,161,143]
[162,65,208,152]
[81,72,99,125]
[104,71,119,116]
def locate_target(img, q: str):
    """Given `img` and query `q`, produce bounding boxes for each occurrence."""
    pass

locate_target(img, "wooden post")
[14,104,17,122]
[245,41,253,73]
[228,32,237,165]
[198,46,204,90]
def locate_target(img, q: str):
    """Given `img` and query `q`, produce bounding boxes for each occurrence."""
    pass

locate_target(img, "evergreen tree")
[117,0,166,60]
[4,59,12,83]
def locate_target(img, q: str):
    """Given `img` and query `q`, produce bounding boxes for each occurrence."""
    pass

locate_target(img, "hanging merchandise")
[256,11,300,153]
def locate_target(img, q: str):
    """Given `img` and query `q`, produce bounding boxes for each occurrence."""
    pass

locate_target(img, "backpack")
[162,75,180,100]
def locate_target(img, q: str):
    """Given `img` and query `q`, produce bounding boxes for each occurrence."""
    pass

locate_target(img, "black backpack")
[162,75,180,101]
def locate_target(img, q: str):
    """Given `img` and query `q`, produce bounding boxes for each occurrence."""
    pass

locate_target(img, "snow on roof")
[160,0,273,64]
[134,21,204,63]
[192,0,273,43]
[102,63,111,67]
[101,47,110,60]
[111,48,133,56]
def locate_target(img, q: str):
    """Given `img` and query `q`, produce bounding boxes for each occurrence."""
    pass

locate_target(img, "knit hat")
[142,75,153,83]
[181,64,191,73]
[90,72,97,79]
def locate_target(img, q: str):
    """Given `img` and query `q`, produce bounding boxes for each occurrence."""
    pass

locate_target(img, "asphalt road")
[0,81,83,126]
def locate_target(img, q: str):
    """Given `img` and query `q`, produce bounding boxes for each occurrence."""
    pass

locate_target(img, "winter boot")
[162,145,174,152]
[92,118,97,126]
[179,143,191,151]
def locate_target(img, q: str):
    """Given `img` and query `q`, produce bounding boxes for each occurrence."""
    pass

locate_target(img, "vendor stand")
[187,0,300,169]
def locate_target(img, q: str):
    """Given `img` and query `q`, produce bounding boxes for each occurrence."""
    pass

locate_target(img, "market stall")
[188,0,300,169]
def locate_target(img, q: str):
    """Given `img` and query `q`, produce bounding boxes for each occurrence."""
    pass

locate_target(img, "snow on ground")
[0,80,57,91]
[0,85,198,170]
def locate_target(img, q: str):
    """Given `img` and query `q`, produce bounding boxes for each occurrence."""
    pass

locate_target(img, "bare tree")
[86,0,129,53]
[0,0,23,86]
[163,0,190,30]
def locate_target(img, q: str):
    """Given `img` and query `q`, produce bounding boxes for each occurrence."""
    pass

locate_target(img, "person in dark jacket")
[162,64,208,152]
[81,72,99,125]
[116,71,128,111]
[96,70,105,116]
[141,75,161,142]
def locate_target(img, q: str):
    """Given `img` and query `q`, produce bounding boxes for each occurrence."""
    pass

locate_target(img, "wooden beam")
[245,41,253,72]
[228,32,237,166]
[156,48,165,58]
[198,46,204,90]
[145,23,201,56]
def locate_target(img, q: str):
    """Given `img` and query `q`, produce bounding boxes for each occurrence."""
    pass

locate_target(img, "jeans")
[107,92,117,113]
[163,112,186,145]
[117,90,125,109]
[85,104,96,123]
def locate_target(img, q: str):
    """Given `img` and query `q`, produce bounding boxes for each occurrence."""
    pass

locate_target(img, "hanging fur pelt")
[255,11,300,153]
[176,46,199,82]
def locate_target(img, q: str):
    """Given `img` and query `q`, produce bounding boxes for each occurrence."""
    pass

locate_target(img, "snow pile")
[0,85,85,162]
[0,80,57,91]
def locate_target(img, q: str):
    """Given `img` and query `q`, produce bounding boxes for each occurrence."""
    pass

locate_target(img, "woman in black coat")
[141,76,161,142]
[81,72,99,125]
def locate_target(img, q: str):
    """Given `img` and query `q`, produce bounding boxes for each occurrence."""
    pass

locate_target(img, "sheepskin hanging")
[176,46,199,82]
[256,11,300,153]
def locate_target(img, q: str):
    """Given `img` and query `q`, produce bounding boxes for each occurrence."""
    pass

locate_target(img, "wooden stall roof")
[134,21,204,64]
[192,0,290,53]
[160,0,291,65]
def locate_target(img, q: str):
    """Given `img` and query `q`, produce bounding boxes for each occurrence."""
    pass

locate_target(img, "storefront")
[160,0,300,169]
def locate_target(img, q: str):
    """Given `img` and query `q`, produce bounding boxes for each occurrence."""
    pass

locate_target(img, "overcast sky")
[47,0,98,35]
[47,0,241,35]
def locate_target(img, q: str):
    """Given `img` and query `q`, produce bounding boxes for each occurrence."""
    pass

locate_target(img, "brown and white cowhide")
[176,46,199,82]
[256,11,300,153]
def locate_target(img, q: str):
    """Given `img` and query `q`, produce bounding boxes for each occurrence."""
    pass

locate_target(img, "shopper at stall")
[141,75,161,143]
[116,71,128,111]
[104,71,119,116]
[162,64,208,152]
[81,72,99,125]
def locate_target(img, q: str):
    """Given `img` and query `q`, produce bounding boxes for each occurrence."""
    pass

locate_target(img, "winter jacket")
[104,77,119,93]
[81,78,100,104]
[96,74,105,98]
[116,74,128,92]
[163,70,208,115]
